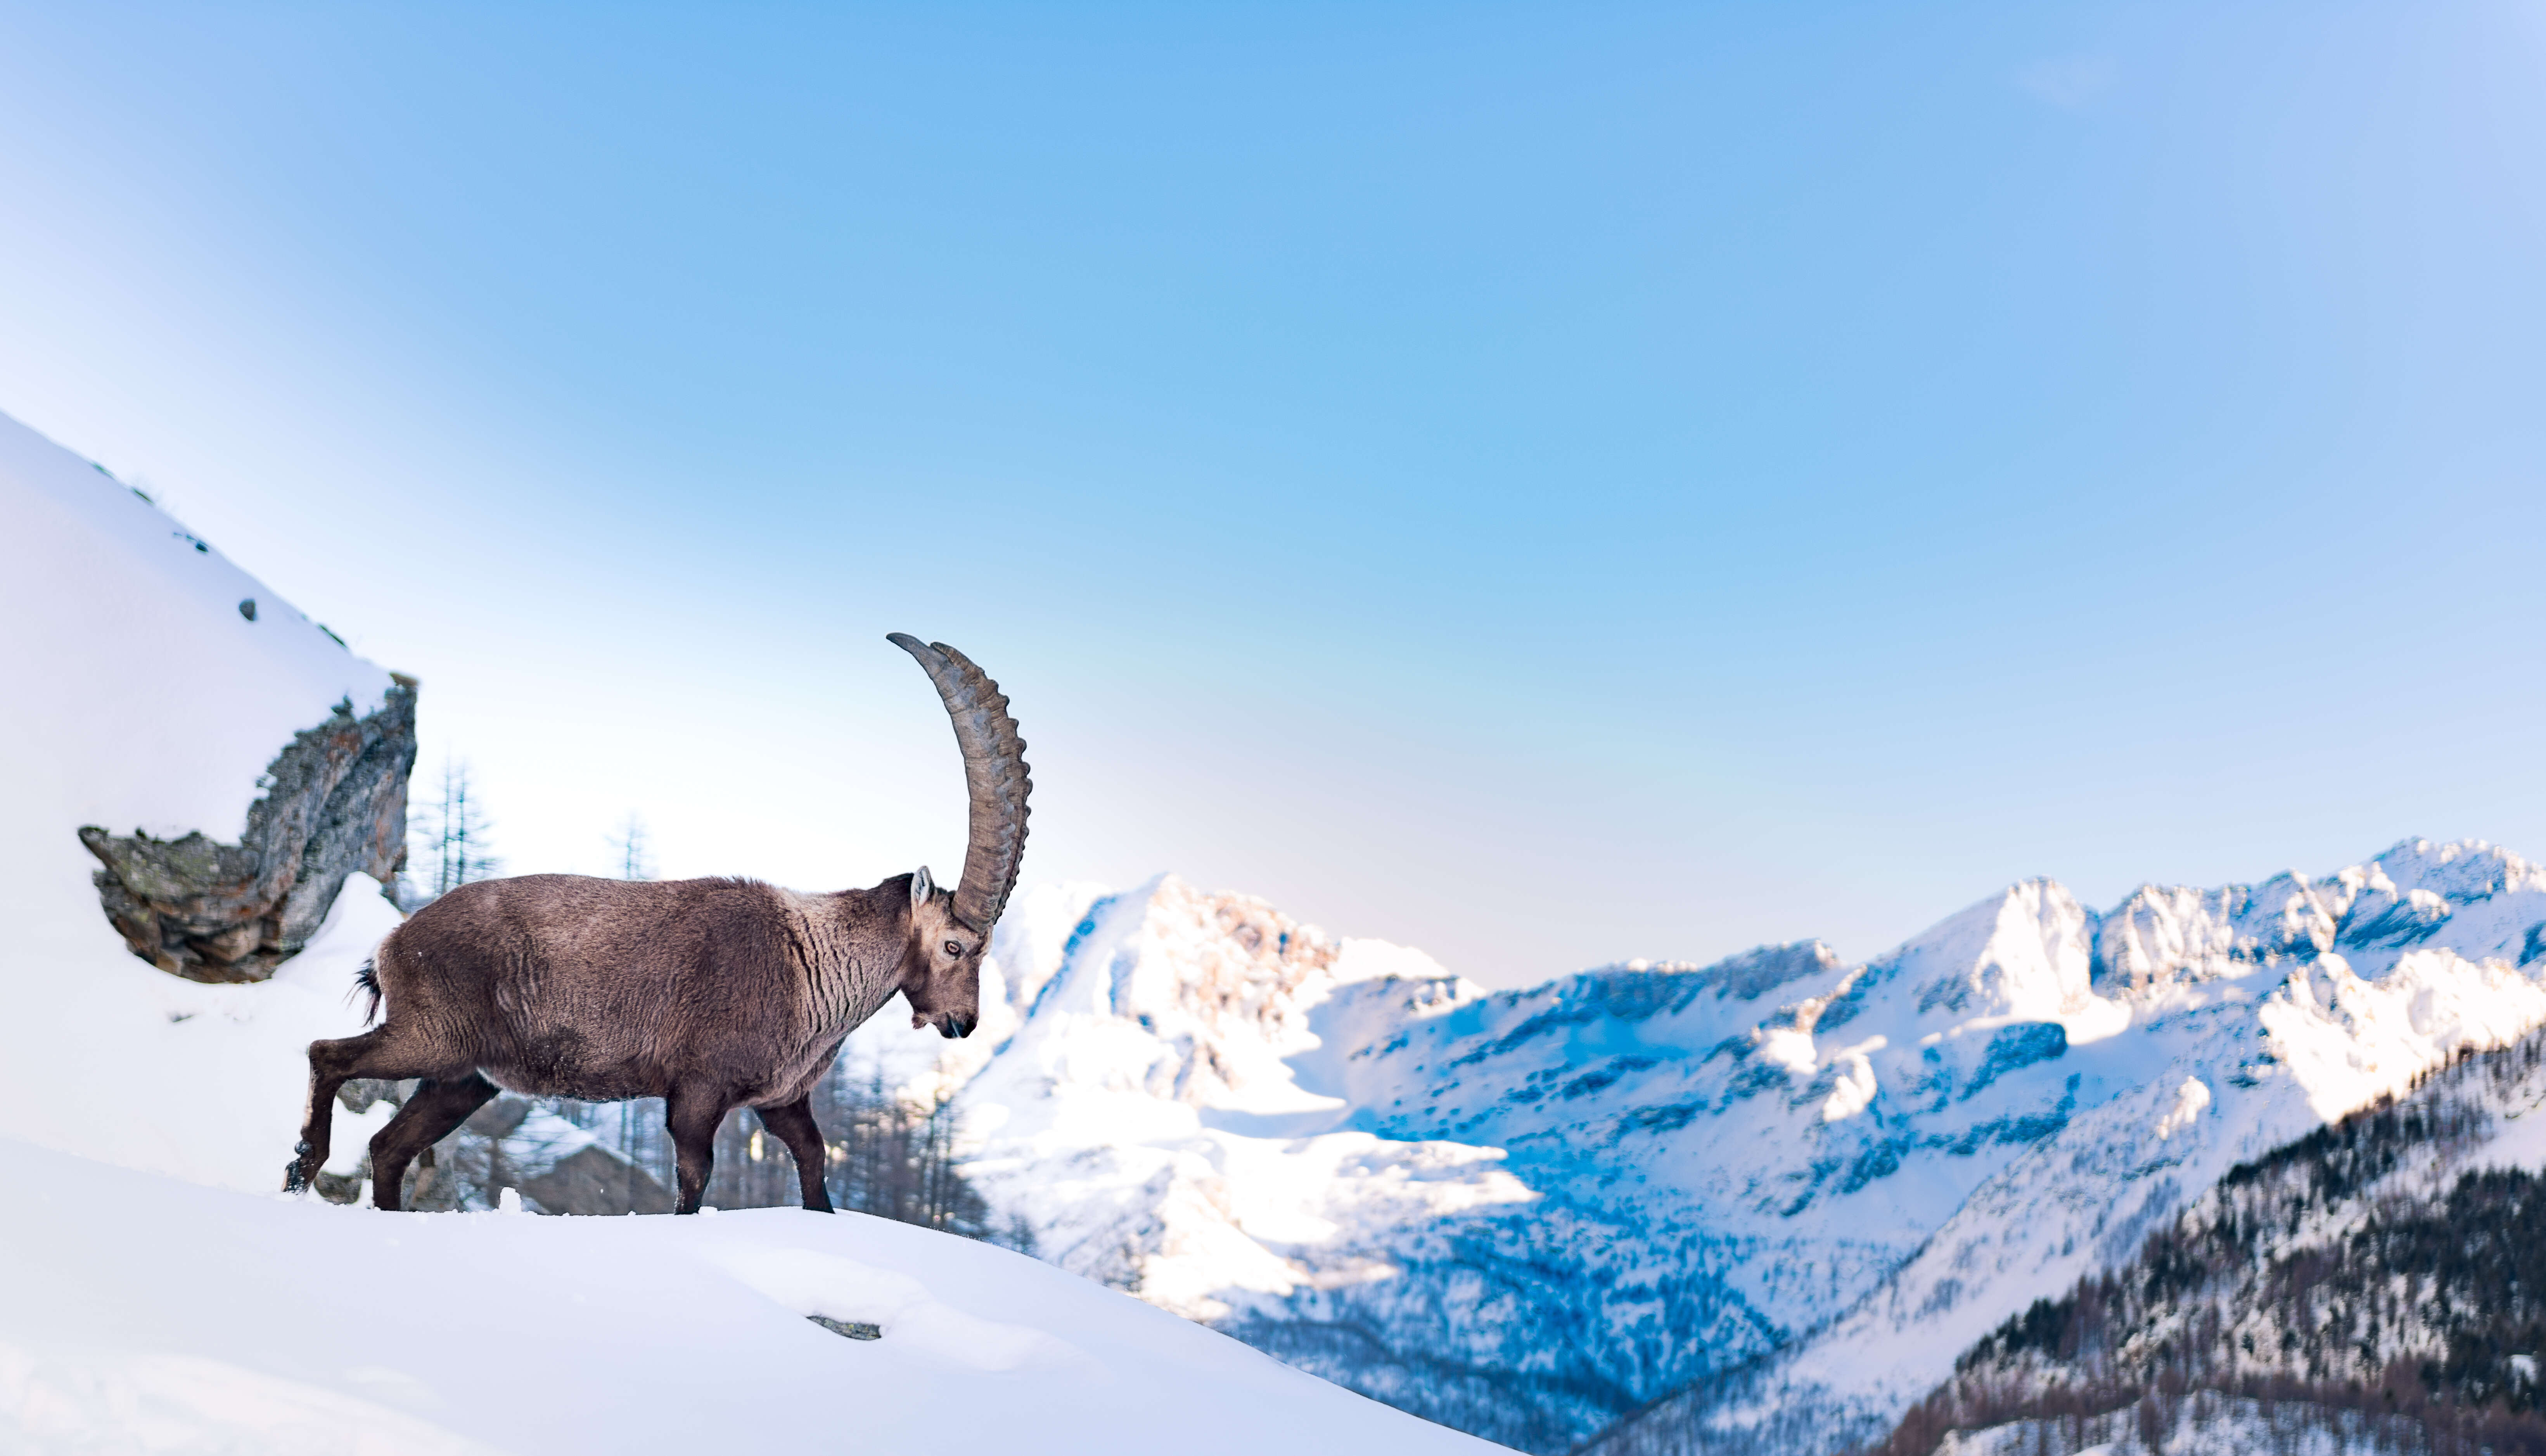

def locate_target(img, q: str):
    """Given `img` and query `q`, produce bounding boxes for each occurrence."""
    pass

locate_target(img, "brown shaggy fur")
[284,871,988,1214]
[284,634,1027,1216]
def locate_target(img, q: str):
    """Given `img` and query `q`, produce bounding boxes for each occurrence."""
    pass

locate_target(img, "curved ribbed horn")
[888,633,1031,936]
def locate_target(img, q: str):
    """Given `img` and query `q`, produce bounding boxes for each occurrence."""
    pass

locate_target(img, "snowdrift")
[0,1137,1496,1455]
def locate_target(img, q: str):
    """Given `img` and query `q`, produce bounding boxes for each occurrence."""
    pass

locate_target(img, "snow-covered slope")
[837,846,2546,1452]
[0,1136,1499,1455]
[0,411,402,1190]
[0,408,1501,1455]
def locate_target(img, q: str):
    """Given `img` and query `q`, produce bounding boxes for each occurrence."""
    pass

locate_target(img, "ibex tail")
[351,958,383,1025]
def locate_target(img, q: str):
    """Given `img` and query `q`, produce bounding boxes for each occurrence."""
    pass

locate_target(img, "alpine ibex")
[281,634,1029,1215]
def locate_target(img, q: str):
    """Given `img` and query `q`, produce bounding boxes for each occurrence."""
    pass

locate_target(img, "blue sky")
[3,2,2542,984]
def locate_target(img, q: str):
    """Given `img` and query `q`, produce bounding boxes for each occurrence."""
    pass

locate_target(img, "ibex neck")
[792,890,903,1036]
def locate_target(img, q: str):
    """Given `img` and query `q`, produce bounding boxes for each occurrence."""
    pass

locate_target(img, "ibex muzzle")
[281,634,1029,1216]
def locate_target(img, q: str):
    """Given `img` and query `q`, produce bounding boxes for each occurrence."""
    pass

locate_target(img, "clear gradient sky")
[3,2,2542,986]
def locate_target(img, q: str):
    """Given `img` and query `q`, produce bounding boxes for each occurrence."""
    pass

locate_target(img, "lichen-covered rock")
[79,678,417,983]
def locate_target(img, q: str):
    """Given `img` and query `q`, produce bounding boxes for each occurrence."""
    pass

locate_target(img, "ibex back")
[282,634,1030,1214]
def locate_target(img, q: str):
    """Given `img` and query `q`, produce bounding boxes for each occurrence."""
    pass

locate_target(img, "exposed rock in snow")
[79,683,416,982]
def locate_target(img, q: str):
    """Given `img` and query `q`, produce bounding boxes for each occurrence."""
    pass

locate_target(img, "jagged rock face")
[79,680,417,983]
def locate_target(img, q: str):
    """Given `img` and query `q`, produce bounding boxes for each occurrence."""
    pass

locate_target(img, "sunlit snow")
[0,411,1506,1455]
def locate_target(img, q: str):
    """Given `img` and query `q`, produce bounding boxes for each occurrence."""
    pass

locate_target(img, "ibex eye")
[943,940,963,957]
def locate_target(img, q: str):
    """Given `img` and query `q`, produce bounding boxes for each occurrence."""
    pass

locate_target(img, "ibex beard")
[280,634,1029,1216]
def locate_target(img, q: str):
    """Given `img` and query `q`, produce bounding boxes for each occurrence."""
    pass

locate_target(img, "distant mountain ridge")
[838,841,2546,1453]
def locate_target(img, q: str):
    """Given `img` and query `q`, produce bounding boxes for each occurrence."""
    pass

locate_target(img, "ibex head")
[889,634,1031,1040]
[898,865,984,1038]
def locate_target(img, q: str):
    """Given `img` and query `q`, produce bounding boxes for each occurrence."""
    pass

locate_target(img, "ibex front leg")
[756,1097,835,1213]
[666,1083,731,1215]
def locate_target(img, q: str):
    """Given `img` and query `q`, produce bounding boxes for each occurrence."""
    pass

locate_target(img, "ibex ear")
[911,865,934,911]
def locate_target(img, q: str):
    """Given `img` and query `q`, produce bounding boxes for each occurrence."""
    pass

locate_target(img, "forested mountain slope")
[1870,1033,2546,1456]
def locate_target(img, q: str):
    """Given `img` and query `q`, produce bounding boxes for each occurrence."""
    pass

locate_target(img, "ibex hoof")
[282,1143,316,1193]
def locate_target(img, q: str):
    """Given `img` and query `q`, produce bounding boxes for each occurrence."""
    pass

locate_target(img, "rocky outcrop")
[80,678,417,983]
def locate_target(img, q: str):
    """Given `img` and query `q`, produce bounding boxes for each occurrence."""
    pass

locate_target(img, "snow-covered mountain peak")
[1593,940,1848,1009]
[1861,878,2104,1028]
[956,874,1469,1121]
[1087,873,1345,1060]
[2087,838,2546,1005]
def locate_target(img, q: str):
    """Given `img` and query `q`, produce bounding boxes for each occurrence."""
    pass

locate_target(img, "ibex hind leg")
[756,1097,834,1214]
[282,1021,448,1194]
[368,1073,500,1211]
[665,1083,733,1215]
